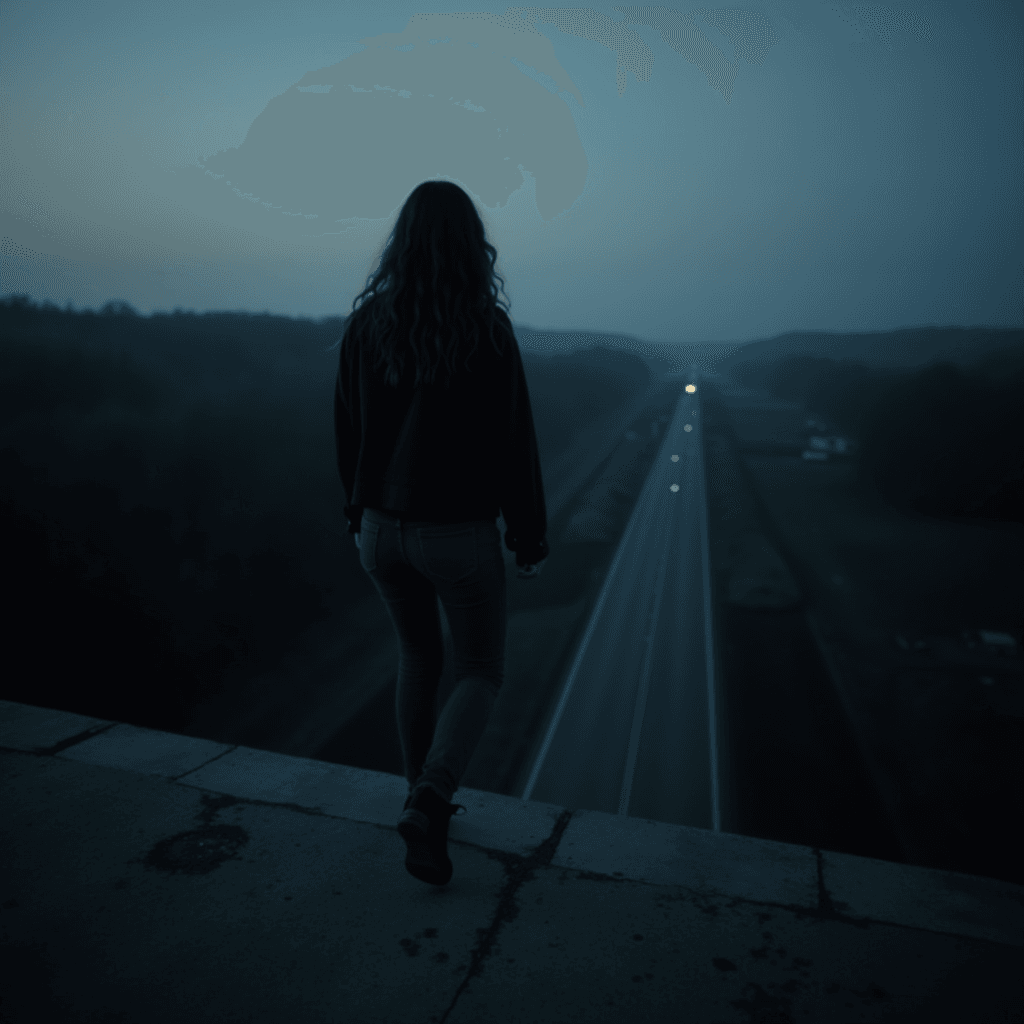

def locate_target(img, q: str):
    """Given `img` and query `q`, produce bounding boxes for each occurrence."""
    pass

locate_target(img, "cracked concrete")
[2,699,1021,1023]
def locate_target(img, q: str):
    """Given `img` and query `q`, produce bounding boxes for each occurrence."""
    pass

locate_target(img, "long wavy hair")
[337,180,513,388]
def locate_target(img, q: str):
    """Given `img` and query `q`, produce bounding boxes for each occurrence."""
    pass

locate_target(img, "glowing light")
[685,384,696,393]
[684,424,692,432]
[670,454,679,462]
[670,483,680,492]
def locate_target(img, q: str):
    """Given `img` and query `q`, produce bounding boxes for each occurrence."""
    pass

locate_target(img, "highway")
[520,365,723,832]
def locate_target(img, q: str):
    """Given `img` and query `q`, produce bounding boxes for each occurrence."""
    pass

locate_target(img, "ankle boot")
[397,784,466,885]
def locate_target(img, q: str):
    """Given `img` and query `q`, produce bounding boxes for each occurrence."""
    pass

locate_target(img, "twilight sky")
[0,0,1020,346]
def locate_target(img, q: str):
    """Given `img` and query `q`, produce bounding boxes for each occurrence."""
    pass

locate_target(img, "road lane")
[521,366,722,832]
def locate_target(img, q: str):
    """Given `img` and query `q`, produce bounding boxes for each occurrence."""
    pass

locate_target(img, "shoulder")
[342,306,371,348]
[492,306,516,342]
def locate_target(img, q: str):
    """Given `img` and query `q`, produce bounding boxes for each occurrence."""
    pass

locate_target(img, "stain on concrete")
[140,824,249,876]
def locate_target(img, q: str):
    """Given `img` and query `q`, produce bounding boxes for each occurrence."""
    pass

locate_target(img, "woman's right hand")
[510,534,548,578]
[517,562,543,579]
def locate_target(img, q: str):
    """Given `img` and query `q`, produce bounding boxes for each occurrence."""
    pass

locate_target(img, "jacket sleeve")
[334,327,363,534]
[500,327,548,555]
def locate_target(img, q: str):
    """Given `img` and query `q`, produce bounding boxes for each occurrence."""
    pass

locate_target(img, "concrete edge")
[2,698,1021,948]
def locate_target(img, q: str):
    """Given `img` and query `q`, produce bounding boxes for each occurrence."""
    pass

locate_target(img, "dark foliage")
[731,348,1024,522]
[0,293,647,731]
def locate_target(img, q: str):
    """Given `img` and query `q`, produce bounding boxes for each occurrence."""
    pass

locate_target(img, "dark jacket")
[333,307,549,561]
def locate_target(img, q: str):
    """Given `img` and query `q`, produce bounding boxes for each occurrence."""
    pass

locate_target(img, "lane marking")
[696,366,721,832]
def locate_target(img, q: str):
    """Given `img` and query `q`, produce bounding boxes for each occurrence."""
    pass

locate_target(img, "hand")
[354,532,361,550]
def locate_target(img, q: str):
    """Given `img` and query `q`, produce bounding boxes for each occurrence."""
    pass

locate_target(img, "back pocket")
[418,526,478,583]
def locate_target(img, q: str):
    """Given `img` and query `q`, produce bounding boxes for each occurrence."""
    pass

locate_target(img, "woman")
[333,180,549,885]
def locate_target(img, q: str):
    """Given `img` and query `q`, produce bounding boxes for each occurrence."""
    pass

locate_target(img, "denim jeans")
[358,507,507,803]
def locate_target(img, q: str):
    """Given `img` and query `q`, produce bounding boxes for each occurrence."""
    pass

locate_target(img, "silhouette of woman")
[332,180,549,884]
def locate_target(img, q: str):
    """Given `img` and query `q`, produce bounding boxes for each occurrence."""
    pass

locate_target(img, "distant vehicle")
[975,630,1018,650]
[802,434,854,461]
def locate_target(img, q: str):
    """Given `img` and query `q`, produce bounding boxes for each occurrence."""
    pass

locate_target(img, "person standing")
[333,180,549,885]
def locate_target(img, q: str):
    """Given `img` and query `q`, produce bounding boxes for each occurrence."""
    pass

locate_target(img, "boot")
[397,784,466,885]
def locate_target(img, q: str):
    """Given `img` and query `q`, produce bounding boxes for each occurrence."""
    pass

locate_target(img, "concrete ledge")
[554,808,818,905]
[0,701,112,752]
[60,721,232,778]
[821,848,1024,948]
[178,743,570,858]
[3,698,1021,948]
